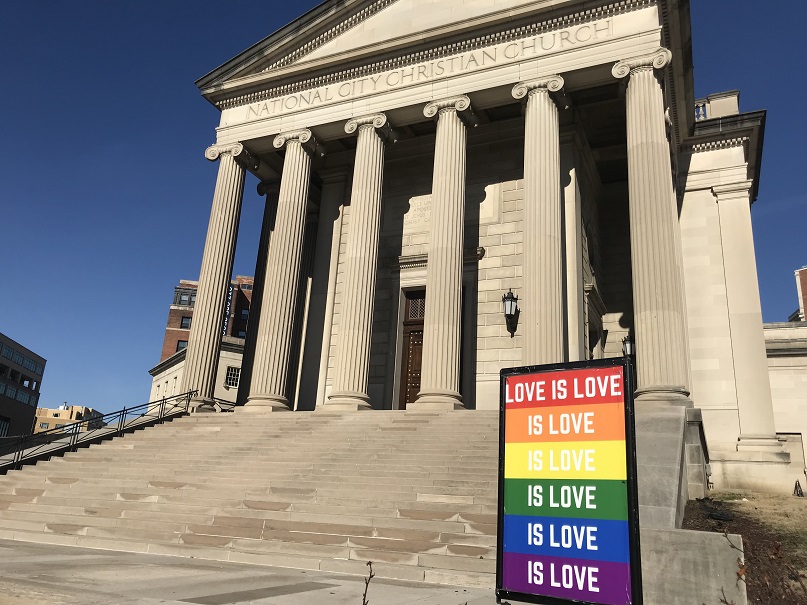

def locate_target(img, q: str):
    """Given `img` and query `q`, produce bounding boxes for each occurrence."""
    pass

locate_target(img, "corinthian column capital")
[345,113,393,142]
[612,48,673,79]
[204,143,260,171]
[273,129,319,156]
[424,95,478,127]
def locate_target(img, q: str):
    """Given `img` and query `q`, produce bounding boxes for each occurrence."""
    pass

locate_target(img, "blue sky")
[1,2,804,413]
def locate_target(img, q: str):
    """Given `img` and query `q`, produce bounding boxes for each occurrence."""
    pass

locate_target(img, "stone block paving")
[0,540,494,605]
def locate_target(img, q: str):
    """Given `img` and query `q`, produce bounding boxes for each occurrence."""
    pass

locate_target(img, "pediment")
[198,0,573,94]
[293,0,549,67]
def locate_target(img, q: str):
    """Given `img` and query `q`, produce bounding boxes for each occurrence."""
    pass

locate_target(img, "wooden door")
[399,291,425,410]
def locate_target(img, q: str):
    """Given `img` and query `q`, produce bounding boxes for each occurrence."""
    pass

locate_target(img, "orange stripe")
[505,402,626,443]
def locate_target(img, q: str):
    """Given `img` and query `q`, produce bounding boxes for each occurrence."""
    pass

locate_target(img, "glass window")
[29,394,37,407]
[240,309,249,320]
[35,364,44,376]
[52,412,59,418]
[176,340,188,352]
[0,382,5,396]
[6,386,16,399]
[241,284,253,291]
[0,417,9,438]
[39,422,49,430]
[237,330,246,339]
[180,316,192,329]
[1,346,12,359]
[55,424,64,429]
[16,391,29,405]
[224,366,241,388]
[12,351,24,366]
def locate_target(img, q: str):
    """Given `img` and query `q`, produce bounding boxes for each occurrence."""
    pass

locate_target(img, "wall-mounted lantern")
[502,289,519,337]
[622,334,634,357]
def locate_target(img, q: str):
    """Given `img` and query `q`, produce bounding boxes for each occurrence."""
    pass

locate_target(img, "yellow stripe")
[505,441,627,480]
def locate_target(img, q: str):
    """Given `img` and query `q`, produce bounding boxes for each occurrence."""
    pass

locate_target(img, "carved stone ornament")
[344,113,393,142]
[273,129,319,156]
[512,75,565,99]
[612,47,673,79]
[204,143,260,171]
[423,95,478,127]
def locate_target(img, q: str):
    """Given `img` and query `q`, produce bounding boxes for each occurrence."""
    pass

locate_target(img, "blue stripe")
[502,514,631,563]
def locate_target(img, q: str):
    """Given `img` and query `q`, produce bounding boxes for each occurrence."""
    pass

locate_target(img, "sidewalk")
[0,540,494,605]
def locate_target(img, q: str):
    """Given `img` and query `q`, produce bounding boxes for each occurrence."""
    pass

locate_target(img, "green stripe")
[503,478,628,520]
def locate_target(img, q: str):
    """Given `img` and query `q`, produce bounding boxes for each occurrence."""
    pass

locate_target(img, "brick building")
[789,266,807,322]
[0,333,46,437]
[159,276,254,363]
[34,405,104,433]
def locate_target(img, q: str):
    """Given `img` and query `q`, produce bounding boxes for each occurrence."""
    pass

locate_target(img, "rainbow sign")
[496,359,642,605]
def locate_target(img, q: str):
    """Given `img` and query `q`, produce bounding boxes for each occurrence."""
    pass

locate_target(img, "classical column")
[513,76,566,365]
[182,143,257,408]
[325,114,392,411]
[612,49,690,405]
[245,130,317,411]
[713,182,781,448]
[413,95,477,410]
[236,181,279,407]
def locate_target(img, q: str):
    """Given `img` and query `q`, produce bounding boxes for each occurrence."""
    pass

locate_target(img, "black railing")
[0,390,197,473]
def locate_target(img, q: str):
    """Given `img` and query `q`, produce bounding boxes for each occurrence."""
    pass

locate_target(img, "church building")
[160,0,804,493]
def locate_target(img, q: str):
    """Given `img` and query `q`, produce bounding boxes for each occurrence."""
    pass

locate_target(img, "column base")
[189,397,218,413]
[241,394,291,413]
[321,391,372,412]
[634,386,692,407]
[410,389,465,411]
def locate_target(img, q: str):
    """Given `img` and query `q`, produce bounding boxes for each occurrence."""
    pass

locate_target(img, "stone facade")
[167,0,802,492]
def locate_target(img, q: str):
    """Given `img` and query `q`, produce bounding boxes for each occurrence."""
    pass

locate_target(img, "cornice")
[686,137,749,154]
[217,0,657,111]
[391,248,486,271]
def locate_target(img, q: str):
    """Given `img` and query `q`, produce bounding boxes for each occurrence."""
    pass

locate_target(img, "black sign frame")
[495,356,643,605]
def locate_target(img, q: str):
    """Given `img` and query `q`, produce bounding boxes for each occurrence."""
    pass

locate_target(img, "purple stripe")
[501,552,633,605]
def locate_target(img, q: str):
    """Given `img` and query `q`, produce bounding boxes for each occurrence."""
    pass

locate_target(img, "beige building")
[34,405,104,433]
[151,0,806,493]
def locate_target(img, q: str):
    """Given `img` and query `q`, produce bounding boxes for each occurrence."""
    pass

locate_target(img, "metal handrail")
[0,390,197,472]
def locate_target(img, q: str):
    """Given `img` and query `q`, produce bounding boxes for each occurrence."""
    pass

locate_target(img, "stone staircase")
[0,410,499,587]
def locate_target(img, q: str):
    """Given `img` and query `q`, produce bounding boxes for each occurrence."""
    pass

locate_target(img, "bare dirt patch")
[683,490,807,605]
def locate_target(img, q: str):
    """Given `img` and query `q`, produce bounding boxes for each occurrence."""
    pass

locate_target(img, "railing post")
[119,408,126,435]
[159,397,166,418]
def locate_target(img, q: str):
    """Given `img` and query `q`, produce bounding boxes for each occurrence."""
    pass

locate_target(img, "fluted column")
[413,96,477,410]
[245,130,317,411]
[613,49,690,405]
[182,143,257,408]
[325,114,392,411]
[513,76,566,365]
[236,181,280,406]
[713,182,781,449]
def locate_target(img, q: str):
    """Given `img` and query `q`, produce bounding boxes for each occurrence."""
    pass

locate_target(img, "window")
[241,284,253,291]
[35,364,44,376]
[6,386,15,399]
[55,424,65,429]
[16,391,29,405]
[52,412,60,418]
[0,382,5,396]
[240,309,249,320]
[2,345,12,360]
[180,316,192,329]
[12,351,24,366]
[237,330,246,339]
[176,340,188,352]
[224,366,241,388]
[0,417,9,438]
[39,422,49,430]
